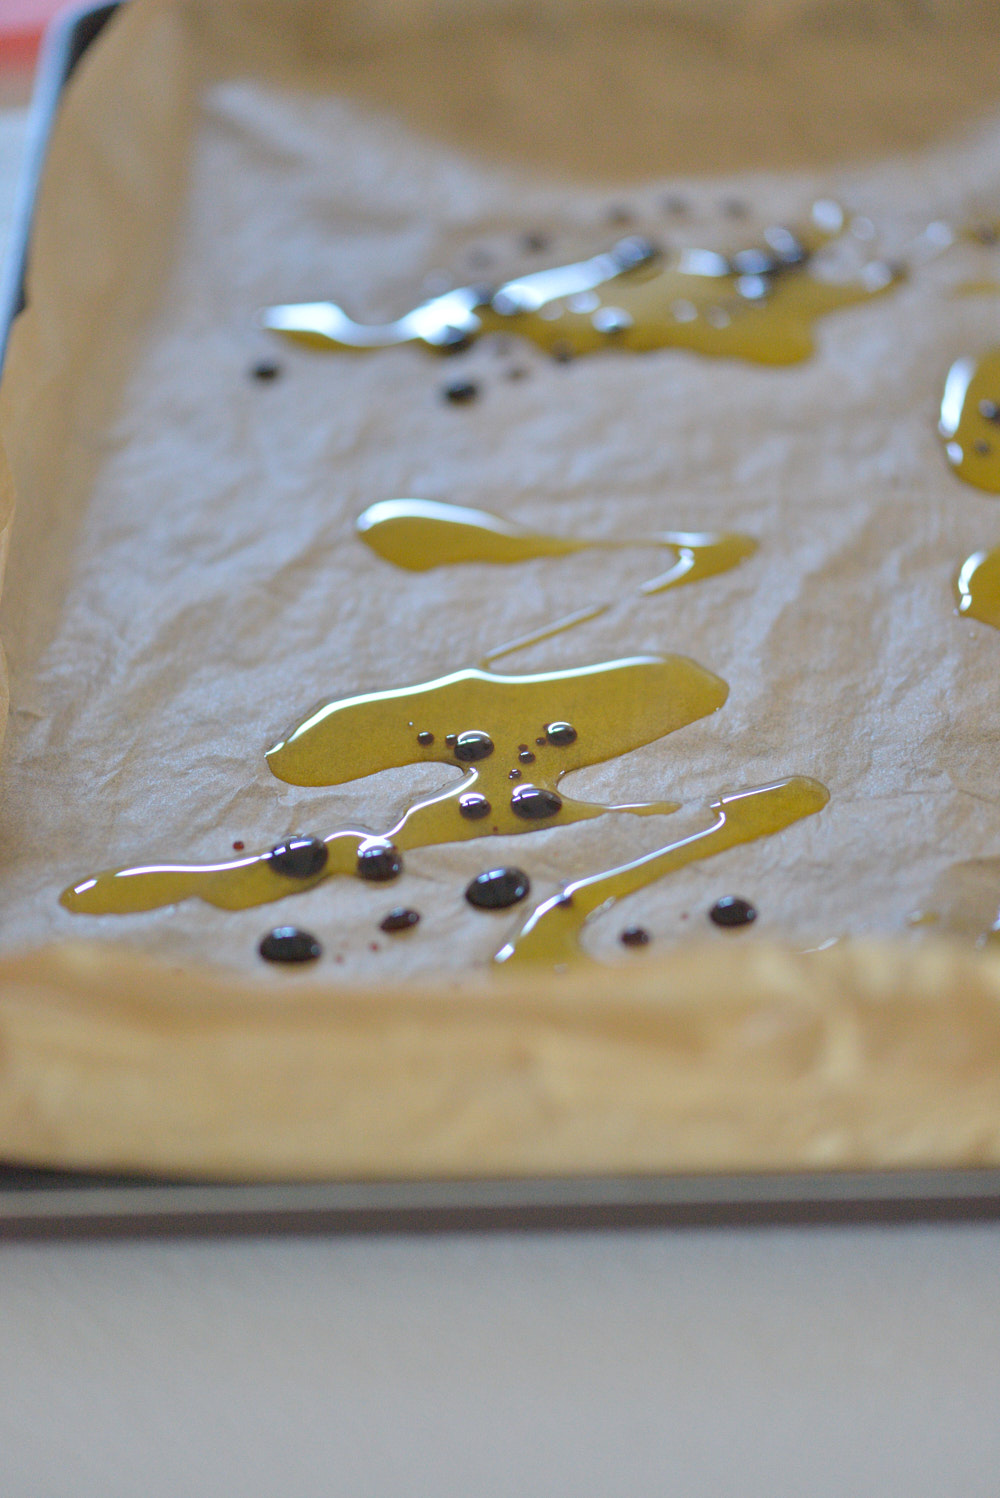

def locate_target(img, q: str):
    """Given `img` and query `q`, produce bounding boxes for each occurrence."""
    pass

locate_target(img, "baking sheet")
[4,0,1000,1198]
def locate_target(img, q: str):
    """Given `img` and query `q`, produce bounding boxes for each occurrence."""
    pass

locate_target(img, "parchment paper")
[4,0,1000,986]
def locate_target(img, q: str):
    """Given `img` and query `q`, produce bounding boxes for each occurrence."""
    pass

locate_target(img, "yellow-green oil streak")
[495,777,830,967]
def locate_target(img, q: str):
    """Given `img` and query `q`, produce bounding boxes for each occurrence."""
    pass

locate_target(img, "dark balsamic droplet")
[357,840,403,882]
[709,895,757,929]
[535,736,546,747]
[545,721,577,746]
[972,224,999,246]
[453,730,495,762]
[511,785,563,820]
[620,925,650,948]
[975,439,993,456]
[551,341,574,364]
[465,867,531,909]
[459,793,492,820]
[509,768,522,780]
[445,733,458,747]
[443,379,479,404]
[268,835,328,880]
[259,926,322,963]
[417,730,434,746]
[232,840,245,851]
[521,230,549,253]
[518,746,536,764]
[380,907,420,933]
[251,360,281,382]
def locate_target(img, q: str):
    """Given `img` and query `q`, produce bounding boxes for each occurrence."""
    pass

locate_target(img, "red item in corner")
[0,0,67,66]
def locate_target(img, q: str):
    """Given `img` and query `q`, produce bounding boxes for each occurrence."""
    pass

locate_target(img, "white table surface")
[1,102,999,1498]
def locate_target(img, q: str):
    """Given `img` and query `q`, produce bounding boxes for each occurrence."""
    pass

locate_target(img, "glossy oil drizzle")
[939,351,1000,493]
[262,205,899,366]
[494,777,830,967]
[356,498,756,667]
[356,498,756,589]
[62,655,727,916]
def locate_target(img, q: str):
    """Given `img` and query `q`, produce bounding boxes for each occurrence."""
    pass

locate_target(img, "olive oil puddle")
[62,655,728,916]
[940,351,1000,495]
[262,203,899,366]
[495,777,830,967]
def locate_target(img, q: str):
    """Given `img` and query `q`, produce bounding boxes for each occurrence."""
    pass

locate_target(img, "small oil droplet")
[453,730,495,762]
[466,867,531,909]
[259,927,322,963]
[510,785,563,820]
[380,907,420,933]
[709,895,757,928]
[268,835,329,880]
[357,840,403,882]
[459,793,492,820]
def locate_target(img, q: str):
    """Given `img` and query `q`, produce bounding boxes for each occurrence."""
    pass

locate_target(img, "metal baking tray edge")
[2,0,999,1238]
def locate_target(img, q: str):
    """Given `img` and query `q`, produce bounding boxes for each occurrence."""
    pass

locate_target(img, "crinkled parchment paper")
[3,0,1000,1177]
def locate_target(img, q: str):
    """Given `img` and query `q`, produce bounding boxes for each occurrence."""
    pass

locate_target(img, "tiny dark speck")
[620,925,650,948]
[251,360,281,382]
[443,379,479,405]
